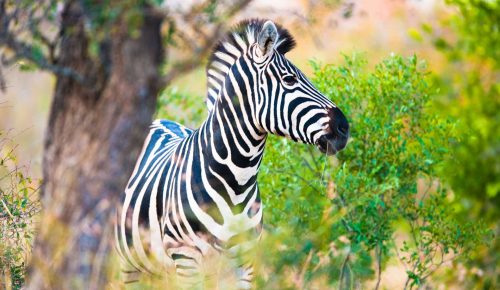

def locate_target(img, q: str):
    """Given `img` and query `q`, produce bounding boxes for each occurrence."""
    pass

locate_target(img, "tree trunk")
[27,2,163,289]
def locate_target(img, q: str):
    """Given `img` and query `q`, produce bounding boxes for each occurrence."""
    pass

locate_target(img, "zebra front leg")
[235,263,254,289]
[224,241,258,289]
[169,248,205,289]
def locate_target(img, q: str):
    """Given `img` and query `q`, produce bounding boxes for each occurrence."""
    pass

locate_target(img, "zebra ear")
[257,21,279,57]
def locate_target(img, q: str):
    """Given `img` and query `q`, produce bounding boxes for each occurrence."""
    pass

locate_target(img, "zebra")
[115,19,349,288]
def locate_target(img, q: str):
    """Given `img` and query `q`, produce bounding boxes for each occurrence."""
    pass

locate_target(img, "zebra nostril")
[337,124,349,137]
[328,107,349,139]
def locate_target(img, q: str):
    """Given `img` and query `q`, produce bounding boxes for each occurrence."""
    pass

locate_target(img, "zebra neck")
[199,91,267,192]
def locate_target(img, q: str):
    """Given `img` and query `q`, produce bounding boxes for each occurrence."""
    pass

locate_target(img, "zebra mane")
[205,19,296,112]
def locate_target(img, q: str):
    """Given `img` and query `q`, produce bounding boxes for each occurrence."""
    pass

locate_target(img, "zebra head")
[253,20,349,154]
[207,19,349,155]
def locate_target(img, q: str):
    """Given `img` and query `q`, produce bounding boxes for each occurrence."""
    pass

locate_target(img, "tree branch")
[0,0,86,88]
[161,0,252,87]
[0,32,85,82]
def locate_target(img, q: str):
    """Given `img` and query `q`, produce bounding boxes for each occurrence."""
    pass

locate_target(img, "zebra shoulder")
[128,120,191,183]
[151,119,193,140]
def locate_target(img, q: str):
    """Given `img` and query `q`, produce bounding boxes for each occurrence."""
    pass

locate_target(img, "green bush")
[429,0,499,208]
[253,54,490,289]
[0,131,40,290]
[421,0,500,287]
[157,54,491,288]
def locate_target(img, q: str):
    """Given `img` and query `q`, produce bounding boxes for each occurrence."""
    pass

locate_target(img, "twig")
[161,0,252,87]
[0,196,14,218]
[338,248,351,290]
[393,238,408,271]
[0,33,85,82]
[320,146,329,190]
[269,166,323,193]
[374,243,382,290]
[0,0,85,85]
[296,250,313,289]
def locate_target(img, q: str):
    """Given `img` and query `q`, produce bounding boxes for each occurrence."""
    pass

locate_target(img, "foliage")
[250,54,491,289]
[419,0,500,287]
[0,131,40,290]
[157,54,491,288]
[430,0,500,207]
[156,86,208,128]
[440,0,500,68]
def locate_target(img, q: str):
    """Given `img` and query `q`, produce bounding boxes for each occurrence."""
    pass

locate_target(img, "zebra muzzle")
[316,107,350,155]
[316,134,341,155]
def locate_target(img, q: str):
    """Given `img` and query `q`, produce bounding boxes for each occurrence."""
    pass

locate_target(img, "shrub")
[421,0,500,286]
[0,131,40,290]
[252,54,491,289]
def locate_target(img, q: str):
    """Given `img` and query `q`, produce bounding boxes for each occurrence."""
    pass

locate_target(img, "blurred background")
[1,0,498,289]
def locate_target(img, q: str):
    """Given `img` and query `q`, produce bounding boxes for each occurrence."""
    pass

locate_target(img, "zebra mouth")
[316,135,337,155]
[316,134,346,156]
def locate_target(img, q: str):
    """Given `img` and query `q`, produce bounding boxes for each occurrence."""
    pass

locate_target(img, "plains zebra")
[115,19,349,288]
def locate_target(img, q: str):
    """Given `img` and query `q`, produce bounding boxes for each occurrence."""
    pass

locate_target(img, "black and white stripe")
[115,19,349,289]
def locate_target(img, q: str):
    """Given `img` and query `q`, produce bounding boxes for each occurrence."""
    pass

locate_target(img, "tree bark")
[27,2,163,289]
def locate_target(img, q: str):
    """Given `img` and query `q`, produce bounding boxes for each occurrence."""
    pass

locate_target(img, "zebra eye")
[282,74,297,85]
